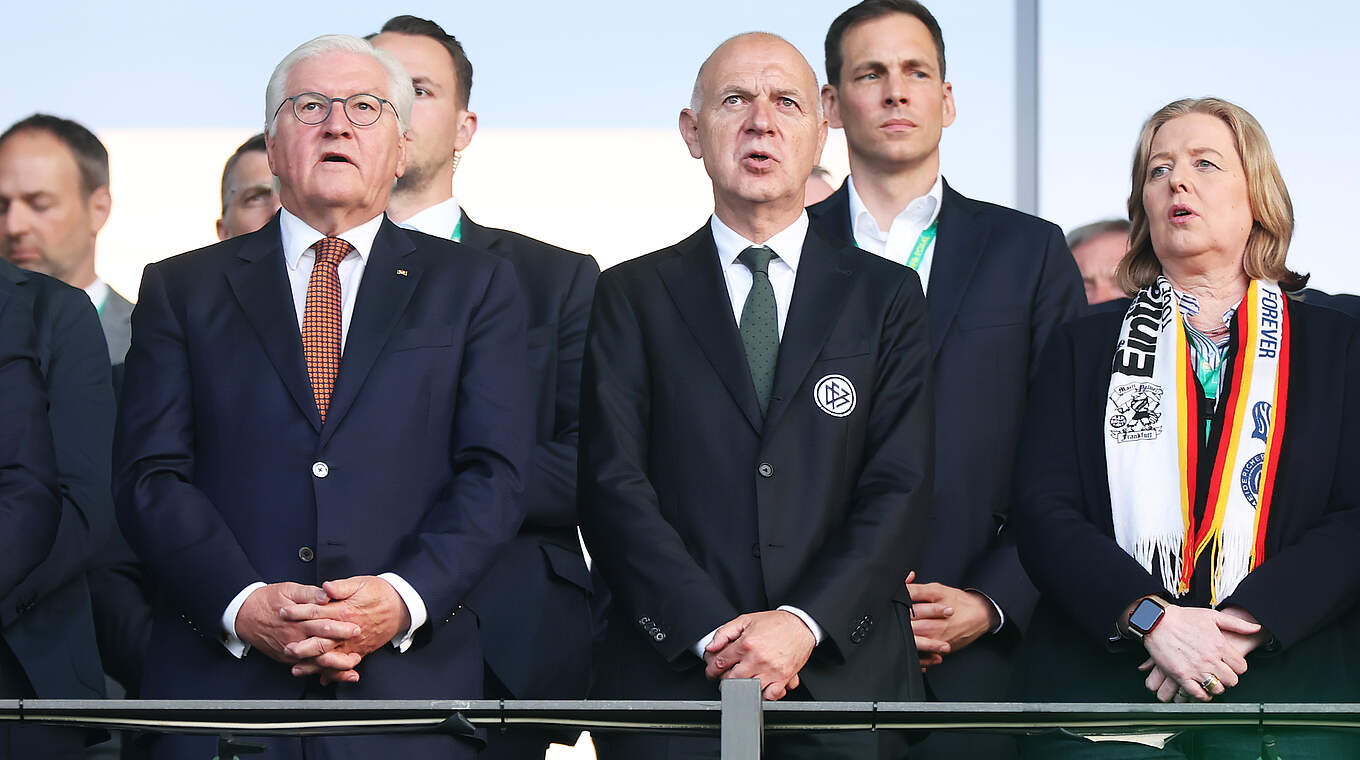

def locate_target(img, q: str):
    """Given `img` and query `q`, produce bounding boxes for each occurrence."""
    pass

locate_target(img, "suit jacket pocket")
[816,339,871,361]
[541,542,592,593]
[387,326,457,352]
[958,308,1025,330]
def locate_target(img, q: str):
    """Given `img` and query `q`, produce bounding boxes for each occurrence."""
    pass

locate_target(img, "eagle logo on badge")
[814,374,856,418]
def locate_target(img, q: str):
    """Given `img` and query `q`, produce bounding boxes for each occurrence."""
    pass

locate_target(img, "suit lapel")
[225,219,322,432]
[807,181,854,244]
[657,227,763,434]
[456,212,504,253]
[763,229,855,429]
[321,219,420,444]
[927,181,990,360]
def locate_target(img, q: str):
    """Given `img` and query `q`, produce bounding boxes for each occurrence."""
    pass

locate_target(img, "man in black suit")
[0,257,114,759]
[808,3,1085,757]
[581,32,933,759]
[370,16,598,758]
[114,34,532,760]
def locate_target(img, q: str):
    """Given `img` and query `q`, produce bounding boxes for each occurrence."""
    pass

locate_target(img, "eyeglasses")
[275,92,392,127]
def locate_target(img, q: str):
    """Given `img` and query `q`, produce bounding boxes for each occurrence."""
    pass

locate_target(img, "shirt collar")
[82,278,109,310]
[279,207,384,271]
[709,211,808,273]
[1172,287,1236,327]
[846,173,943,242]
[397,195,462,240]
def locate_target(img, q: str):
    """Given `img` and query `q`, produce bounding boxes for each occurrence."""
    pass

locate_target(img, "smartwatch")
[1125,595,1169,639]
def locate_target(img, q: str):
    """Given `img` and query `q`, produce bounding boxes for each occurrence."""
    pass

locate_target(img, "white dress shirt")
[82,278,110,313]
[397,195,461,240]
[847,174,943,292]
[691,211,824,660]
[220,207,428,658]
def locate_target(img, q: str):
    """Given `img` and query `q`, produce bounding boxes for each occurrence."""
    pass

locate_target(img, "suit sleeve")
[1013,326,1166,643]
[390,257,534,629]
[964,222,1087,633]
[520,254,599,528]
[114,263,264,632]
[1221,325,1360,648]
[783,272,935,659]
[1,285,115,627]
[0,292,60,595]
[578,272,741,663]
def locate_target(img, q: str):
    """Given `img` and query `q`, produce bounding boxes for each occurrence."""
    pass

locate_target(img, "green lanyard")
[905,220,938,271]
[857,219,937,271]
[451,216,462,243]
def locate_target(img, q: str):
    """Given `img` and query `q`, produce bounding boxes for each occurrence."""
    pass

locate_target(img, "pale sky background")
[5,0,1359,298]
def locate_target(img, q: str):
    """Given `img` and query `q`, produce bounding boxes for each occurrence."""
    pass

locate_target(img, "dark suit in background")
[809,179,1085,758]
[457,212,598,756]
[0,259,114,759]
[582,224,933,759]
[114,217,532,760]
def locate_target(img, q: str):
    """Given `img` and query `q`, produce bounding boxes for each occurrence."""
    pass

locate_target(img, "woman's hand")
[1135,605,1260,702]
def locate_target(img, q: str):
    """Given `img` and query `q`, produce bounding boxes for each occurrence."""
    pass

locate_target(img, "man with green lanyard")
[0,114,132,366]
[371,16,600,760]
[807,3,1085,758]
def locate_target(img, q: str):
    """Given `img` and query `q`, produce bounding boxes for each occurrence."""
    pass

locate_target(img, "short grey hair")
[688,32,822,119]
[265,34,413,137]
[1066,218,1130,252]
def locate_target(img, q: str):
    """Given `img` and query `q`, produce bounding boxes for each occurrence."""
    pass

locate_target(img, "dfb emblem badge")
[814,374,856,418]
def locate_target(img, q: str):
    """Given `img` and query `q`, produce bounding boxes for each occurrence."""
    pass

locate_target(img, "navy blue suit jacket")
[581,224,933,705]
[808,179,1085,701]
[457,213,598,701]
[114,215,533,705]
[1014,298,1360,703]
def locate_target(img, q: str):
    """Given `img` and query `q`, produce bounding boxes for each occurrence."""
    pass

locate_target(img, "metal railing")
[4,681,1359,759]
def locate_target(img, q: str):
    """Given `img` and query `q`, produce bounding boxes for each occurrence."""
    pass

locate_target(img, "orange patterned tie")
[302,237,351,421]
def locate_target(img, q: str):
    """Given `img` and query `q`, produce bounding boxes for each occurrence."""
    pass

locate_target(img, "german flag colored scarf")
[1105,276,1289,604]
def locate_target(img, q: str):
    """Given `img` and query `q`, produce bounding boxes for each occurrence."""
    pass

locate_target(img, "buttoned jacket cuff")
[379,572,427,652]
[221,582,267,658]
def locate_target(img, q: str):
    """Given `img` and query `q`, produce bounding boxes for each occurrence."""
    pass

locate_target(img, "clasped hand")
[905,571,999,671]
[703,610,816,701]
[234,576,411,685]
[1136,604,1267,703]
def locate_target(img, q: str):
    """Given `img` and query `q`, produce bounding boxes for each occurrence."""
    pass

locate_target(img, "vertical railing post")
[720,678,763,759]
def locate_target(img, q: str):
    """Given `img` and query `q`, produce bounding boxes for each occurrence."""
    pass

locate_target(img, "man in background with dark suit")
[0,115,132,365]
[114,34,532,760]
[371,16,598,759]
[808,2,1085,757]
[581,32,933,760]
[0,257,114,759]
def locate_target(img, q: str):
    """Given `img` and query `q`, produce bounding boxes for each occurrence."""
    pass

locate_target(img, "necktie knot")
[313,237,353,268]
[738,246,776,276]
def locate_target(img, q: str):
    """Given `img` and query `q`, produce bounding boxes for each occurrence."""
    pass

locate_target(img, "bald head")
[689,33,821,119]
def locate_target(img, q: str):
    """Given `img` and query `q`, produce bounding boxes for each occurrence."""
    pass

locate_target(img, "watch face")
[1129,598,1164,633]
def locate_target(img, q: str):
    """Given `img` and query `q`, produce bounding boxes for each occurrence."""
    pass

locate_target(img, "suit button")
[751,544,761,558]
[312,462,329,478]
[654,631,667,642]
[298,546,315,562]
[757,463,774,478]
[850,630,864,644]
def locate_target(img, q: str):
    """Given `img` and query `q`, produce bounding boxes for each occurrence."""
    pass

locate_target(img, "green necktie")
[738,246,779,415]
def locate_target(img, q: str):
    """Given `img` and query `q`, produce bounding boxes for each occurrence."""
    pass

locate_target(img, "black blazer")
[457,212,599,700]
[1013,298,1360,702]
[807,179,1085,700]
[0,263,59,606]
[114,216,533,715]
[0,260,113,706]
[580,223,933,702]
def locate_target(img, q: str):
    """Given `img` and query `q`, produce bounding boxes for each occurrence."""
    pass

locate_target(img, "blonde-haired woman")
[1013,97,1360,758]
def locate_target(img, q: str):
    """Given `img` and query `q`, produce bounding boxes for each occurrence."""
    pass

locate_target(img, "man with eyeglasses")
[115,34,532,760]
[216,133,280,240]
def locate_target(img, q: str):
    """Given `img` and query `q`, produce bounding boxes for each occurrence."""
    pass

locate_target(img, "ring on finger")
[1200,674,1223,693]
